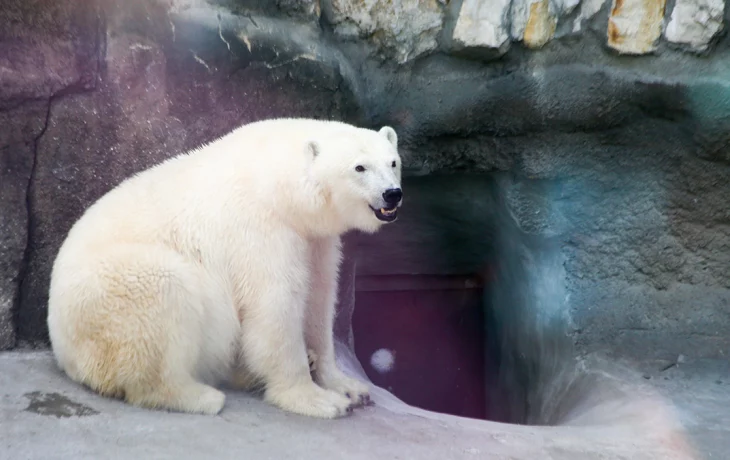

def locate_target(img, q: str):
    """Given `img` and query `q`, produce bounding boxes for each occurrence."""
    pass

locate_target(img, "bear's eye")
[391,160,397,168]
[355,165,366,172]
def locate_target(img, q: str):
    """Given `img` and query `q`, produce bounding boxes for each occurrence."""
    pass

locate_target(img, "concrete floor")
[0,350,726,460]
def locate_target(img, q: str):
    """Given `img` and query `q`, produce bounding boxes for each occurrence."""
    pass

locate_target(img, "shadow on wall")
[482,174,647,427]
[485,174,574,425]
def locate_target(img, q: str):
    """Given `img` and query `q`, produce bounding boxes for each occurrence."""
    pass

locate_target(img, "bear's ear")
[379,126,398,148]
[306,140,320,159]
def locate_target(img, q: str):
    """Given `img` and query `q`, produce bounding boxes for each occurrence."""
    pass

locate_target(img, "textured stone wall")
[319,0,730,366]
[319,0,725,61]
[1,0,728,389]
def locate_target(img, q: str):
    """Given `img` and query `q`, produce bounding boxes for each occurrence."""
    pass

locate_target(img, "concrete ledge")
[2,351,725,459]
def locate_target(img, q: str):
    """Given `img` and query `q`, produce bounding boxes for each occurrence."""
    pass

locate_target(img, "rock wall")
[1,0,728,387]
[0,0,362,347]
[319,0,726,60]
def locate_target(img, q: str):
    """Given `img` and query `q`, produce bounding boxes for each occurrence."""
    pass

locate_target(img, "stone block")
[665,0,725,52]
[607,0,666,54]
[323,0,444,63]
[452,0,512,56]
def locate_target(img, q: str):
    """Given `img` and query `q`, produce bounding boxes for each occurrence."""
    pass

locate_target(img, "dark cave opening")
[347,172,560,424]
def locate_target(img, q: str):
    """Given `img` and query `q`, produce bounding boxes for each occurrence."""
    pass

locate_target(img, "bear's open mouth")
[369,205,398,222]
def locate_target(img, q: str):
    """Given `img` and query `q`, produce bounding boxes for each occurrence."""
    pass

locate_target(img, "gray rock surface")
[2,350,723,460]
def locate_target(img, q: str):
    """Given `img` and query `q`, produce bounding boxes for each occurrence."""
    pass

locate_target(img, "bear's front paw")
[196,387,227,415]
[320,372,371,407]
[265,382,354,419]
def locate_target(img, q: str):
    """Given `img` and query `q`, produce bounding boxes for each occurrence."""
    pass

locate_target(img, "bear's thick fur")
[47,118,402,418]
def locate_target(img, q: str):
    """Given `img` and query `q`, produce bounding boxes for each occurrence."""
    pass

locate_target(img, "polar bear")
[46,118,402,418]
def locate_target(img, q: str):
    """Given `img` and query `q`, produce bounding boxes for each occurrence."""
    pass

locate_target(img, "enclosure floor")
[0,351,726,460]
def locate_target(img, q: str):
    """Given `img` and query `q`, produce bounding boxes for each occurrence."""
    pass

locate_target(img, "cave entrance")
[348,174,502,421]
[352,274,492,420]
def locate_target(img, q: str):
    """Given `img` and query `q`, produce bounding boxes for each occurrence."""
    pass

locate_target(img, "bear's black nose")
[383,188,403,205]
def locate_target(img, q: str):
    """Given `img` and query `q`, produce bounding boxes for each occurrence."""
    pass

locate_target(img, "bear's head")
[306,124,403,235]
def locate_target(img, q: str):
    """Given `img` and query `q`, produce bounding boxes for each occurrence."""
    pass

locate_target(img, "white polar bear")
[46,118,403,418]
